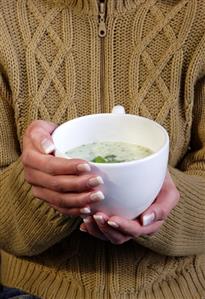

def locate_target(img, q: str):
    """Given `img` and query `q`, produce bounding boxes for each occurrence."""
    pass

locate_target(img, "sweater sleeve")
[136,76,205,257]
[0,76,80,257]
[0,9,81,257]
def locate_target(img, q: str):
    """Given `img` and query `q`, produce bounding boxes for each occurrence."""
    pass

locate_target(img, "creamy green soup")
[65,141,153,163]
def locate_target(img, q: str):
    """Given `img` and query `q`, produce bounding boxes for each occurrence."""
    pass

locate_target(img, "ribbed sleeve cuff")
[0,158,80,256]
[136,166,205,256]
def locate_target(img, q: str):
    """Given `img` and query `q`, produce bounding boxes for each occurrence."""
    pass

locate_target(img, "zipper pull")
[98,1,107,38]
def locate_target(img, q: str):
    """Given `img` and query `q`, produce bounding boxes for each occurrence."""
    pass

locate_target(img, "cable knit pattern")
[1,0,205,298]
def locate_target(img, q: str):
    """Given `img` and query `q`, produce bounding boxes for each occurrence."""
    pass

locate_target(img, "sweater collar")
[46,0,146,14]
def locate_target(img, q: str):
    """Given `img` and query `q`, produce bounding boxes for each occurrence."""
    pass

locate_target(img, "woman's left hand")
[80,171,180,244]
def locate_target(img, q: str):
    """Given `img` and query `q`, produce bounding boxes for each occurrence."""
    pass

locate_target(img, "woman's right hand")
[21,120,104,217]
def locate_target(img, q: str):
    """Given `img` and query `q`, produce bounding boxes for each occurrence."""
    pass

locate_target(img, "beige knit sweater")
[0,0,205,298]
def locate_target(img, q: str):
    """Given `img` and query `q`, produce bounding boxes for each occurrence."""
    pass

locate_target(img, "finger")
[49,204,91,217]
[25,167,104,192]
[24,120,57,154]
[140,172,180,226]
[31,186,104,209]
[138,220,164,236]
[79,223,88,233]
[93,213,131,244]
[81,216,108,241]
[22,150,92,175]
[106,216,164,237]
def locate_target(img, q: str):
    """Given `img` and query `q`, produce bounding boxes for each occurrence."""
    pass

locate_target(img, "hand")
[80,171,180,244]
[22,120,104,217]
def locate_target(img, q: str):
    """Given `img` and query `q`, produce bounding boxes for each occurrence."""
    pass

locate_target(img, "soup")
[65,141,153,163]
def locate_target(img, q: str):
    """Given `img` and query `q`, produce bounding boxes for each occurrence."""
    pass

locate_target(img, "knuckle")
[57,185,67,193]
[78,194,89,206]
[159,207,167,220]
[47,194,57,206]
[169,184,180,201]
[25,120,40,135]
[45,156,56,174]
[27,122,48,143]
[30,128,44,143]
[57,194,67,208]
[52,179,68,193]
[169,189,180,209]
[74,179,84,191]
[50,177,61,191]
[31,120,44,129]
[29,130,37,141]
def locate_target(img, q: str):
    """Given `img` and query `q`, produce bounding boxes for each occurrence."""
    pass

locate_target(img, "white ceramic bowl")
[52,106,169,219]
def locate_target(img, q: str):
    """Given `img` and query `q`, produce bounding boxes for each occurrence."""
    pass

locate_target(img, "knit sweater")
[0,0,205,298]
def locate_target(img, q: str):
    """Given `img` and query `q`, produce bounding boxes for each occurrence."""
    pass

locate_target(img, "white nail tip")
[80,207,91,214]
[41,139,56,154]
[142,213,155,226]
[107,221,119,228]
[89,176,104,187]
[80,227,87,232]
[93,215,105,224]
[83,217,90,224]
[90,191,105,201]
[77,164,91,172]
[96,176,104,185]
[93,215,104,221]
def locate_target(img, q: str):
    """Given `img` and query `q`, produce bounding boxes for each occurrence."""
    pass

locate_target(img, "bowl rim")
[52,113,169,168]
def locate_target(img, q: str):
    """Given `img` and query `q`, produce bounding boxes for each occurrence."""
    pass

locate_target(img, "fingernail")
[93,215,105,224]
[142,212,155,226]
[83,217,91,224]
[77,163,91,172]
[80,207,91,214]
[90,191,105,202]
[80,226,87,232]
[107,221,119,228]
[41,139,56,154]
[88,176,104,187]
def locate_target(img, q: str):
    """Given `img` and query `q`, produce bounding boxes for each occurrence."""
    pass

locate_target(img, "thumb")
[140,173,179,226]
[26,120,58,154]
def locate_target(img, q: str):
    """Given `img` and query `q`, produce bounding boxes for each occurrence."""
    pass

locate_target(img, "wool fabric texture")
[0,0,205,298]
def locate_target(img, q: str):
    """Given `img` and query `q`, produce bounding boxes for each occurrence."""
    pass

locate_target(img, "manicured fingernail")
[88,176,104,187]
[77,163,91,172]
[80,207,91,214]
[142,212,155,226]
[80,226,87,232]
[107,221,119,228]
[41,139,56,154]
[83,217,91,224]
[93,215,105,224]
[90,191,105,202]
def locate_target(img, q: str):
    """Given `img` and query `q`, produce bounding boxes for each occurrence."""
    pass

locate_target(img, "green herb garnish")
[91,156,107,163]
[91,155,125,163]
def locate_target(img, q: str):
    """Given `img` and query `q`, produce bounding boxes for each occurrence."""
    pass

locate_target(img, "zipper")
[98,0,107,112]
[98,0,107,37]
